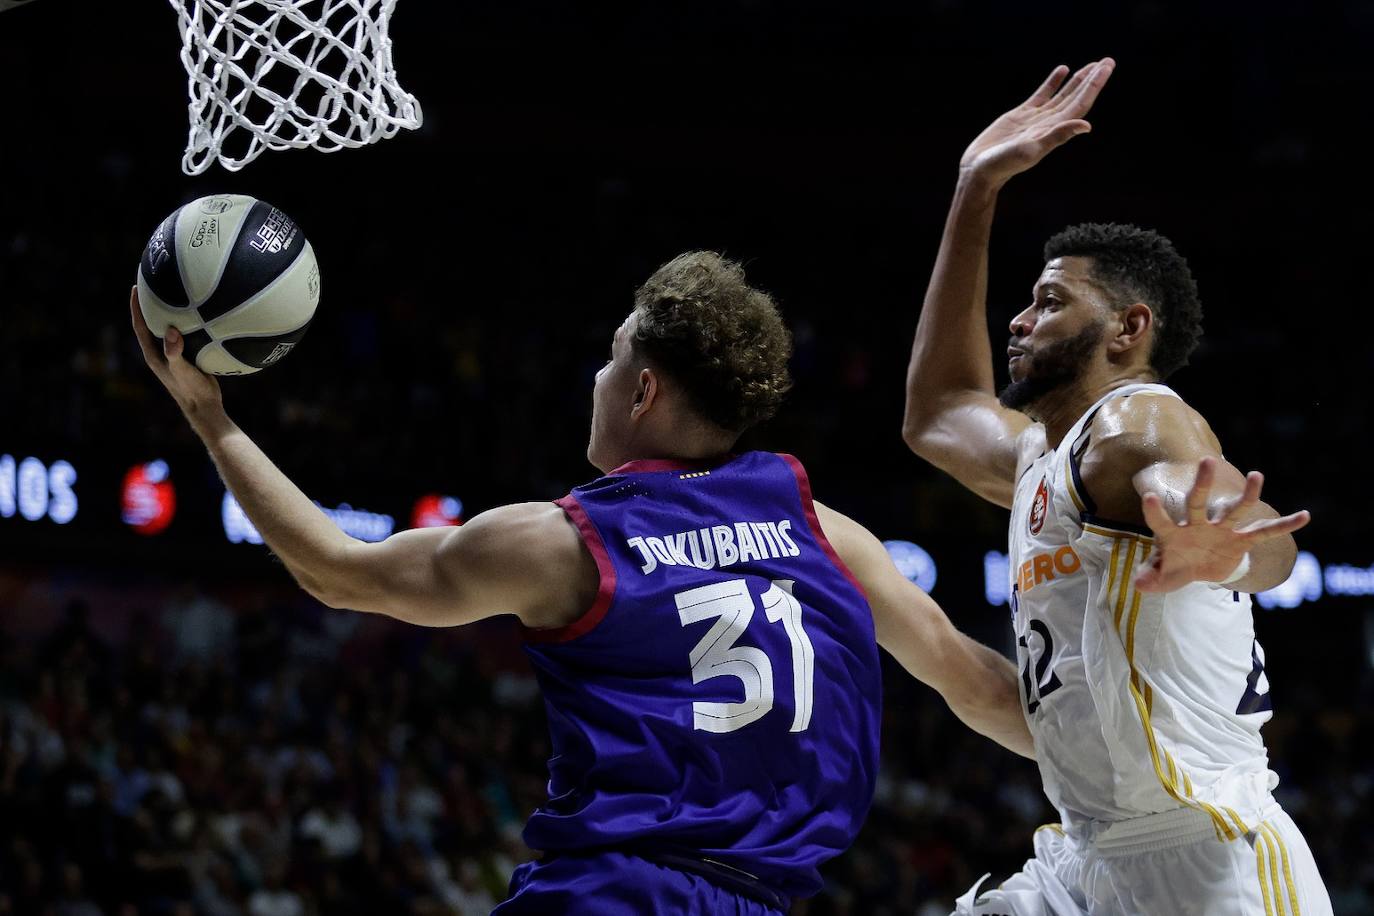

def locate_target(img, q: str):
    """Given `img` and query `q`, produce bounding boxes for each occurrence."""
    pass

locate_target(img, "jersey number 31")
[676,579,816,734]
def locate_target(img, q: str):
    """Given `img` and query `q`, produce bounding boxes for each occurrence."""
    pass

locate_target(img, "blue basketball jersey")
[520,451,882,902]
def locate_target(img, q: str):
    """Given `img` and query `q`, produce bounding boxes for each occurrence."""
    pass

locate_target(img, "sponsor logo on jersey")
[1028,475,1049,535]
[1016,545,1082,595]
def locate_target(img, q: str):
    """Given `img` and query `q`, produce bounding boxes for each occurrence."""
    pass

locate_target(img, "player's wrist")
[184,399,233,441]
[1213,552,1252,587]
[954,166,1004,201]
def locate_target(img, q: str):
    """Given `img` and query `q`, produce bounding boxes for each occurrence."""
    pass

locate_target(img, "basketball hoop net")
[169,0,423,175]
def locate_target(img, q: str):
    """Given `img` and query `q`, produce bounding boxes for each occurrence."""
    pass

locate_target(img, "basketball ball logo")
[1028,476,1049,535]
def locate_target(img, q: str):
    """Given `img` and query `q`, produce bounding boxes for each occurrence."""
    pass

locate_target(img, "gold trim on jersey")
[1105,536,1123,602]
[1260,821,1302,915]
[1106,534,1249,843]
[1063,459,1087,513]
[1259,822,1289,915]
[1256,824,1277,916]
[1119,541,1142,643]
[1084,522,1152,540]
[1035,822,1066,836]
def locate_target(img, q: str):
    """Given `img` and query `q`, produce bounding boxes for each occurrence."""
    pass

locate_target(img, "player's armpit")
[324,502,597,628]
[901,391,1035,509]
[814,501,1035,758]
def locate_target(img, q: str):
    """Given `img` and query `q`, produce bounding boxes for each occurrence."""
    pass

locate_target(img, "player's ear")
[631,367,659,418]
[1107,302,1153,357]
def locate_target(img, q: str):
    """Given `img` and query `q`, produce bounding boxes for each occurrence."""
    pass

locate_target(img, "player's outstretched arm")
[324,502,593,626]
[902,59,1114,508]
[1080,394,1310,595]
[815,501,1034,759]
[131,288,594,627]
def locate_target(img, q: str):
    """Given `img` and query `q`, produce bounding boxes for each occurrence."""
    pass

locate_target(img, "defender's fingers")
[1141,491,1174,533]
[1048,58,1115,119]
[1134,557,1167,592]
[1046,61,1098,108]
[1065,57,1115,112]
[1186,457,1216,523]
[1239,510,1312,542]
[1216,471,1263,524]
[1033,119,1092,152]
[1026,64,1071,107]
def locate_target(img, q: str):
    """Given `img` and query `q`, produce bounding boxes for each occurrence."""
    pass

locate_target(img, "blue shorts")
[493,850,788,915]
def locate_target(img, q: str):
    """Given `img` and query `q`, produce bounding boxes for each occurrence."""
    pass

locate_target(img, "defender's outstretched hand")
[960,58,1115,188]
[1135,457,1311,593]
[130,286,222,418]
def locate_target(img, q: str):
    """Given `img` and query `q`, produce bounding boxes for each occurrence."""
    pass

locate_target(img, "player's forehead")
[1034,256,1102,296]
[613,311,639,348]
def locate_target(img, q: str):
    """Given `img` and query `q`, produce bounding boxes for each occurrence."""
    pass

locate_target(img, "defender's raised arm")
[902,60,1114,508]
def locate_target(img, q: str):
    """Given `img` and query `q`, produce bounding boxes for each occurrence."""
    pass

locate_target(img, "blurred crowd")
[2,585,1372,915]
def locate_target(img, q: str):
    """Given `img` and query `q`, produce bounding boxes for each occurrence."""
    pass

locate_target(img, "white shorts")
[952,804,1332,916]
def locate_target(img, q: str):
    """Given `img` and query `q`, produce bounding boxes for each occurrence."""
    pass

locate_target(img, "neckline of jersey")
[609,453,738,475]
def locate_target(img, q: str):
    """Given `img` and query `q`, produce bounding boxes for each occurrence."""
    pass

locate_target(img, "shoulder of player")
[432,501,598,628]
[439,502,594,596]
[811,499,886,576]
[1085,391,1219,473]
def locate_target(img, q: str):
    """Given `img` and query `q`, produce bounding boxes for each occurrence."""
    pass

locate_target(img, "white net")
[170,0,424,175]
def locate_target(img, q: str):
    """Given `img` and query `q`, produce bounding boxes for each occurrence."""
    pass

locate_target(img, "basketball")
[136,194,320,376]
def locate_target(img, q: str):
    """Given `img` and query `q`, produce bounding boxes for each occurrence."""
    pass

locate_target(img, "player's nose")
[1008,306,1035,338]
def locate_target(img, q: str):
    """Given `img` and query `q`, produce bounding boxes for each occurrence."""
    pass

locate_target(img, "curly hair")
[632,251,792,433]
[1043,223,1204,380]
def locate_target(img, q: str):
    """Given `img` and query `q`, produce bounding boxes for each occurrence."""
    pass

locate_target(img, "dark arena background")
[3,2,1373,913]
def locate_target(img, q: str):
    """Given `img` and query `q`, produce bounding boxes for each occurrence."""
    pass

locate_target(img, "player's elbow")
[307,579,418,622]
[902,384,967,450]
[901,421,961,473]
[300,574,366,613]
[1248,533,1299,594]
[901,414,941,458]
[948,674,1009,719]
[293,543,376,613]
[900,415,924,451]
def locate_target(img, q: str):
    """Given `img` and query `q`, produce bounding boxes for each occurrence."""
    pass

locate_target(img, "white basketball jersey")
[1009,383,1276,842]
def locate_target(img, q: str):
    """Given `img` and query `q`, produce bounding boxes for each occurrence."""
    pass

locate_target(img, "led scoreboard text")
[0,454,78,525]
[222,492,396,544]
[0,449,455,548]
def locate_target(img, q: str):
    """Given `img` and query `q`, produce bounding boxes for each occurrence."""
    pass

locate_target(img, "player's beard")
[998,320,1106,415]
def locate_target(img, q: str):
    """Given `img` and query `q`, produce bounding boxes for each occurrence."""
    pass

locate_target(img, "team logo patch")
[1028,476,1049,535]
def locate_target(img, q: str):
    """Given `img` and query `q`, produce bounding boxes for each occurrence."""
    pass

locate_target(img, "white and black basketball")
[136,194,320,376]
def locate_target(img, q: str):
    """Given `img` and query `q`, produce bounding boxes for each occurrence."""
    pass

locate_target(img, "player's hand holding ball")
[131,193,320,422]
[130,287,223,421]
